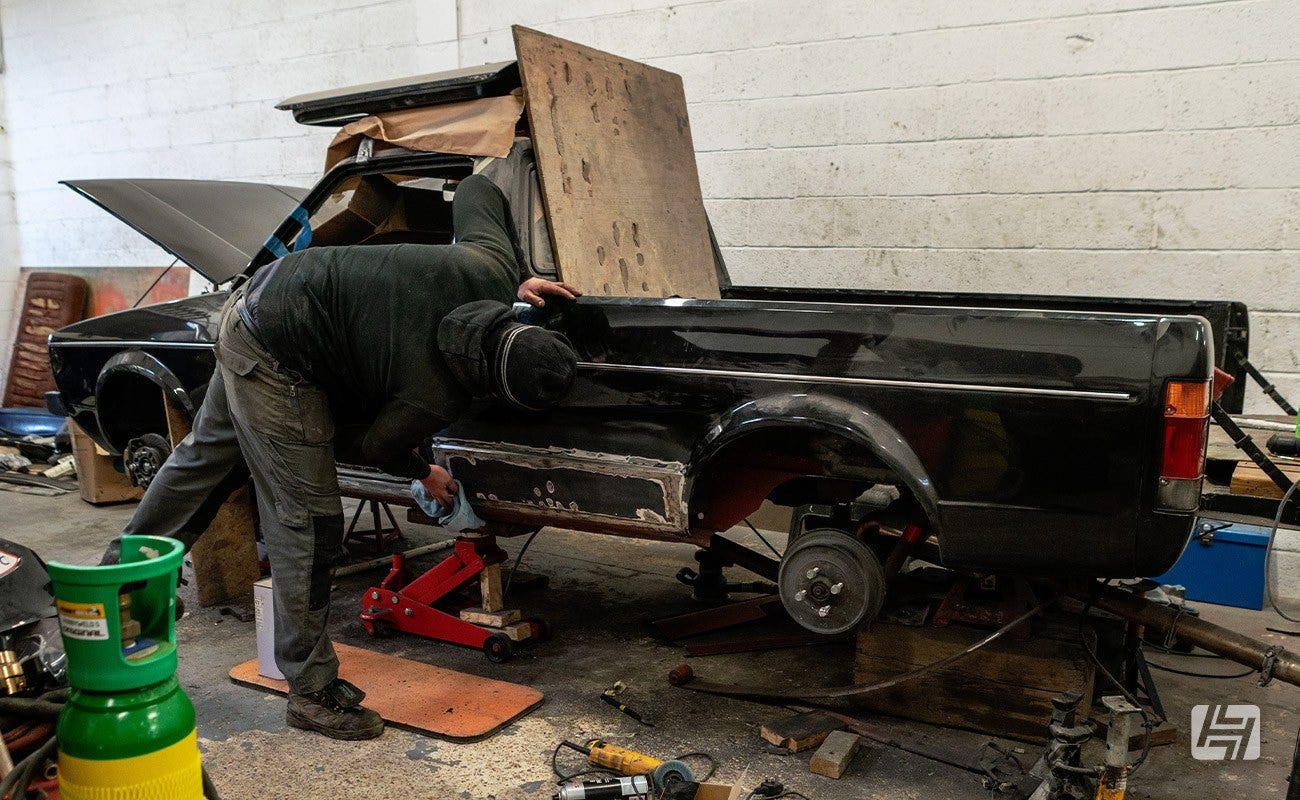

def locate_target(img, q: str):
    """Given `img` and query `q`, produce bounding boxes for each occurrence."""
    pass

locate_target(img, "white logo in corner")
[1191,704,1260,761]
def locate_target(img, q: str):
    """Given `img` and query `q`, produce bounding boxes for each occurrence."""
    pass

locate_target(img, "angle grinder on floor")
[553,740,696,800]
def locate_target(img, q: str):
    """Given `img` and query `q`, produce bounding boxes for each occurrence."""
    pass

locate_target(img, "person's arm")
[358,399,449,482]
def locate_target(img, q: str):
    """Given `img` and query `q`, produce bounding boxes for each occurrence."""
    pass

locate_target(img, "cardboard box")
[69,420,142,505]
[693,783,742,800]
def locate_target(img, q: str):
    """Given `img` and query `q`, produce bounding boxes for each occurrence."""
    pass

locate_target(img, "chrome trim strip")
[576,361,1134,401]
[578,294,1200,321]
[50,340,213,349]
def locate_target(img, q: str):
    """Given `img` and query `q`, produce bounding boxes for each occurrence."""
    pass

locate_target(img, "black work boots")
[286,678,383,740]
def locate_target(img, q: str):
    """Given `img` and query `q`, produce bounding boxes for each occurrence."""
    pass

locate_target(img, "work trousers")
[100,370,248,565]
[215,292,343,695]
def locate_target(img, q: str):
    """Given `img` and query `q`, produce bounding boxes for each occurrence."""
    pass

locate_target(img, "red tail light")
[1161,380,1210,480]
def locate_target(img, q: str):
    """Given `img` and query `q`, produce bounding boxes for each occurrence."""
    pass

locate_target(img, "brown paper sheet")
[324,91,525,172]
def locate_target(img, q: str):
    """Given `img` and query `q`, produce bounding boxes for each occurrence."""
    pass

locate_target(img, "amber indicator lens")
[1164,380,1210,418]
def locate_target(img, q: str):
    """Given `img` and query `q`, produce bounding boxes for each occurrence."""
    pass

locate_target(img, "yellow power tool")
[586,740,694,786]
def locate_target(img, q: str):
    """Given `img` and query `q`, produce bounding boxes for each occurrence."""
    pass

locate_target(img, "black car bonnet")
[62,178,308,285]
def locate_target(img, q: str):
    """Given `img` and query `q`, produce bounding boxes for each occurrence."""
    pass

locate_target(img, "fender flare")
[94,350,193,451]
[690,392,941,533]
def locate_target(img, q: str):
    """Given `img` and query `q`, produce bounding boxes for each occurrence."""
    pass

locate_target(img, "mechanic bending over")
[106,173,581,740]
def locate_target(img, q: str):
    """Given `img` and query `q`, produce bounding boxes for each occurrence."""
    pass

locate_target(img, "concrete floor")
[10,489,1299,799]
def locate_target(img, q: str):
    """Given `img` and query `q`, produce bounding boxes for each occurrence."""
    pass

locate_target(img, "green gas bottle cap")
[47,535,183,692]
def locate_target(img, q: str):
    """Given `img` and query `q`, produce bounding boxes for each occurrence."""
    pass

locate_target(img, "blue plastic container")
[1154,516,1270,610]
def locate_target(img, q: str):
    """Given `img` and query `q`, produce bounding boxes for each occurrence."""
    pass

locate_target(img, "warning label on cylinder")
[0,550,19,579]
[56,600,109,641]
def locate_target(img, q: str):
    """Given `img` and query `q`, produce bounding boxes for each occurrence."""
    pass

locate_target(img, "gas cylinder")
[48,535,202,800]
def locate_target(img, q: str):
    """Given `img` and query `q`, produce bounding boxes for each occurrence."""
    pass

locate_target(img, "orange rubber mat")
[229,642,543,741]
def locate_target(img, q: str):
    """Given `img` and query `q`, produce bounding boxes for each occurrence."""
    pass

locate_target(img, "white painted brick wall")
[0,73,19,391]
[1,0,1298,412]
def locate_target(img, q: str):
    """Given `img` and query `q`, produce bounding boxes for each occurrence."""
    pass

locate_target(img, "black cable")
[1146,660,1256,679]
[503,529,541,599]
[555,768,622,784]
[743,790,809,800]
[132,258,180,308]
[672,751,717,783]
[551,740,613,784]
[743,518,783,558]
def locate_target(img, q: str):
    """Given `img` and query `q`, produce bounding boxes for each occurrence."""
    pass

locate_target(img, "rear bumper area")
[936,503,1195,578]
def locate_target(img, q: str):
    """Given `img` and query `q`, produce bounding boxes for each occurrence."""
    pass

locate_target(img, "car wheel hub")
[123,433,172,490]
[778,529,885,635]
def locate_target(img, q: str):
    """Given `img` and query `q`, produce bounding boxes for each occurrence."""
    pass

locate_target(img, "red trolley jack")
[359,533,541,662]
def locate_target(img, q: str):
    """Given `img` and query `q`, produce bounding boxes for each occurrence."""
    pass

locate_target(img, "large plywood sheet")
[513,26,720,299]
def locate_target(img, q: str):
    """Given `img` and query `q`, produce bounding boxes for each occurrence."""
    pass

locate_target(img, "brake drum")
[778,529,885,635]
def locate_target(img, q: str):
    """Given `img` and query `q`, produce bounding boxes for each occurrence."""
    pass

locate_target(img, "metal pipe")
[331,539,456,578]
[1076,582,1300,688]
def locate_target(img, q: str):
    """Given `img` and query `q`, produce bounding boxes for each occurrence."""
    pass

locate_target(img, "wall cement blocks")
[0,0,1296,411]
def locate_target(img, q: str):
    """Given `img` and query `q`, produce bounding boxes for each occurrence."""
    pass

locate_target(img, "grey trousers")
[100,371,249,565]
[215,291,344,695]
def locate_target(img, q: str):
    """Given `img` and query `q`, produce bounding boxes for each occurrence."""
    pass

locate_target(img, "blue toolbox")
[1154,515,1274,610]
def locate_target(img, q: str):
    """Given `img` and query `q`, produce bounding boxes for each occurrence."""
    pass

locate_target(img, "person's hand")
[420,465,458,508]
[518,277,581,308]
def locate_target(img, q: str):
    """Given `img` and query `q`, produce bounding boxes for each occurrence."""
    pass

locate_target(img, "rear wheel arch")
[685,393,940,534]
[94,350,192,454]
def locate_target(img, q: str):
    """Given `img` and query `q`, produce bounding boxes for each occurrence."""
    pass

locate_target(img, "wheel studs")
[805,566,820,579]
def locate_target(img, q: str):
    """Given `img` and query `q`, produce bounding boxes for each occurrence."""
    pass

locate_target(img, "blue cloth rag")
[410,479,486,533]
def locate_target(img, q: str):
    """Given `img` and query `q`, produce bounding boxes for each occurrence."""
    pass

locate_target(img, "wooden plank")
[1229,460,1300,499]
[492,620,534,642]
[853,619,1095,743]
[459,606,521,627]
[760,711,842,753]
[479,562,504,613]
[810,731,862,779]
[514,26,721,300]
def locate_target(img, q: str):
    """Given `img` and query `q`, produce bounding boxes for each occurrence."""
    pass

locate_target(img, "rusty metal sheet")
[431,438,689,536]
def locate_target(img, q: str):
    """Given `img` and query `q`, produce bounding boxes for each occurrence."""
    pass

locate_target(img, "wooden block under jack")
[760,711,843,753]
[479,563,504,613]
[489,620,533,643]
[459,607,522,627]
[810,730,862,779]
